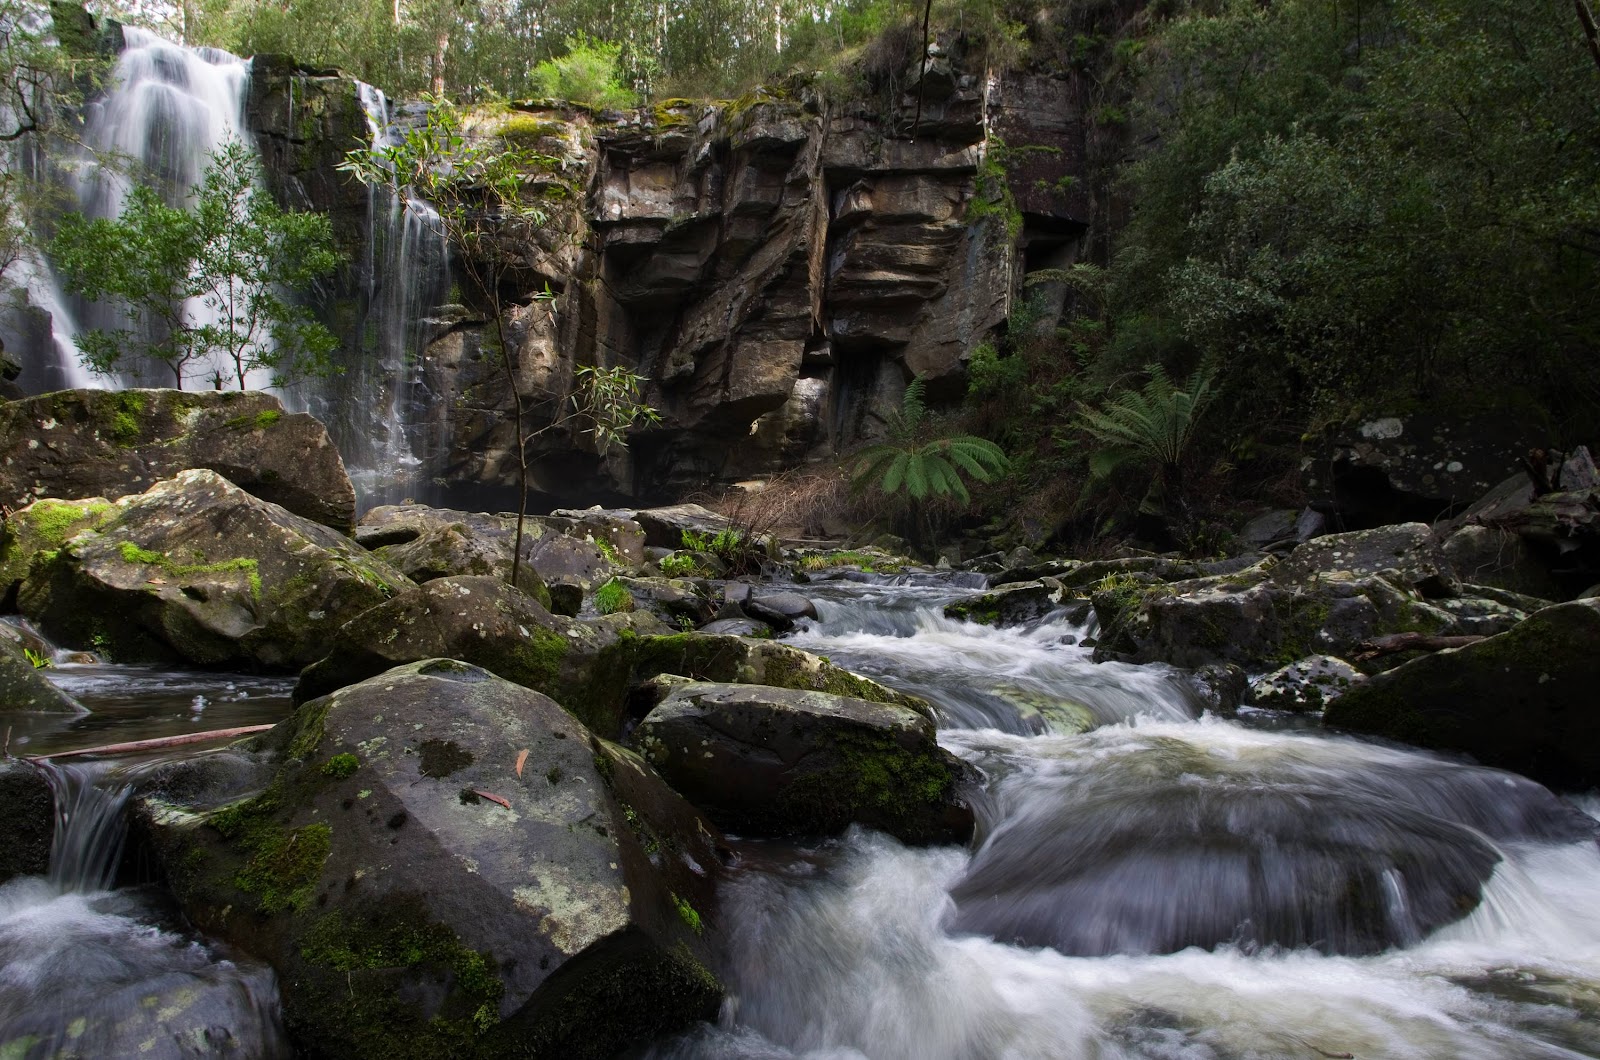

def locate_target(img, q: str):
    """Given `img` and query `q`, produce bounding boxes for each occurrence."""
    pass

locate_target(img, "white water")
[0,760,289,1057]
[327,83,450,509]
[652,580,1600,1059]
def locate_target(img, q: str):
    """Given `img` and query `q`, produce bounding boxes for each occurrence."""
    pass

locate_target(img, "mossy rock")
[0,495,117,605]
[137,660,724,1060]
[633,682,974,844]
[17,470,412,668]
[0,388,356,531]
[1325,599,1600,790]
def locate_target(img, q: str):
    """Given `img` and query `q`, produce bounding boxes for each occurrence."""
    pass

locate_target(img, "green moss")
[286,699,332,760]
[322,753,360,779]
[650,99,697,126]
[101,390,148,446]
[296,896,505,1056]
[22,499,114,545]
[225,409,282,430]
[235,821,331,914]
[505,625,570,694]
[776,728,954,839]
[671,893,703,935]
[118,541,163,565]
[497,111,568,142]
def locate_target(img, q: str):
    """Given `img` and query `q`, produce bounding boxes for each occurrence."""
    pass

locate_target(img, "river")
[2,577,1598,1058]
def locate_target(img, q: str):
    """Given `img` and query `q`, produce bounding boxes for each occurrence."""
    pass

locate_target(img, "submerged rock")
[633,682,974,844]
[0,389,355,531]
[138,660,724,1060]
[1325,599,1600,790]
[18,470,412,668]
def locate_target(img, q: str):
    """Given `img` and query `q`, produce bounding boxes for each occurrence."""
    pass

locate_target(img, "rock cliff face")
[243,51,1085,505]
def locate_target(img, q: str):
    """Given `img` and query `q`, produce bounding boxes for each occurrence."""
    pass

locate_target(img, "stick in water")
[26,724,276,761]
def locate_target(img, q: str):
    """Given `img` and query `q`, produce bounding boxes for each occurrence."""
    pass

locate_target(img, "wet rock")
[698,617,772,637]
[946,580,1066,627]
[0,760,52,883]
[633,682,973,844]
[1247,656,1366,712]
[0,389,356,531]
[0,636,84,715]
[947,730,1543,958]
[294,575,664,739]
[362,508,551,607]
[1275,523,1458,598]
[1186,663,1248,716]
[17,471,411,669]
[1240,509,1297,549]
[743,591,818,631]
[139,660,724,1060]
[1325,599,1600,790]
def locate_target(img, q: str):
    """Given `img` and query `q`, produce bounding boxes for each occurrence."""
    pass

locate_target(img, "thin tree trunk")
[492,291,530,592]
[25,724,275,761]
[1580,0,1600,76]
[912,0,932,137]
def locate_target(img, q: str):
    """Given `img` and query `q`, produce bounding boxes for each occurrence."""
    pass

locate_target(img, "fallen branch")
[1354,632,1484,661]
[25,724,275,761]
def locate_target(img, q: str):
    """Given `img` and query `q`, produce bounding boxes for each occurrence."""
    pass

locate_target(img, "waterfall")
[325,83,450,510]
[35,760,133,895]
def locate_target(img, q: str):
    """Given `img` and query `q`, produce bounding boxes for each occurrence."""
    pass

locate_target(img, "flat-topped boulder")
[0,389,355,531]
[633,681,974,844]
[137,660,724,1060]
[18,470,412,668]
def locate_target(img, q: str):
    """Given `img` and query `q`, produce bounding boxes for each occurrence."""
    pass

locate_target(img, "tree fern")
[849,376,1010,505]
[1077,364,1217,479]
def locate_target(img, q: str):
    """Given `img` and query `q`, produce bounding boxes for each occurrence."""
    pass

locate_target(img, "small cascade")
[310,83,450,510]
[0,758,290,1057]
[38,760,134,894]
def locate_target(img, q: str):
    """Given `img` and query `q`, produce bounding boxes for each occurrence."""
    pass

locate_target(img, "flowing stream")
[649,577,1600,1060]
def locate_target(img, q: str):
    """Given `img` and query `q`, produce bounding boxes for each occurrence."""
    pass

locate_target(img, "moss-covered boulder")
[294,575,666,738]
[0,496,115,605]
[0,635,84,714]
[944,579,1070,627]
[363,510,551,606]
[1324,600,1600,790]
[633,682,974,844]
[17,470,413,668]
[136,659,724,1060]
[0,389,356,531]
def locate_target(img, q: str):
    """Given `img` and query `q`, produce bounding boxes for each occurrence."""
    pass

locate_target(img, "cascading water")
[649,578,1600,1060]
[309,83,450,509]
[31,28,270,391]
[0,759,289,1058]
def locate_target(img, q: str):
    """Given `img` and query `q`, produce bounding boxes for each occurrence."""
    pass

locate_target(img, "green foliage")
[965,341,1026,402]
[657,552,701,578]
[851,377,1010,505]
[530,35,635,109]
[49,141,341,390]
[1076,364,1217,483]
[594,577,633,615]
[22,646,49,669]
[680,527,766,576]
[322,753,361,779]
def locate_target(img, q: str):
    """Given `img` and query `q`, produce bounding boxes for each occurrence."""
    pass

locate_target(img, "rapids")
[648,578,1600,1060]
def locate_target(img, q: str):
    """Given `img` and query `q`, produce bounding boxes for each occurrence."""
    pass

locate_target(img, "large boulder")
[1324,599,1600,790]
[1440,524,1563,601]
[0,389,356,531]
[622,504,731,550]
[293,575,667,738]
[1274,523,1458,598]
[136,660,724,1060]
[18,470,412,668]
[634,681,973,844]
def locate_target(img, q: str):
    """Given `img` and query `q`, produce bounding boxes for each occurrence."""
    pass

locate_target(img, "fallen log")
[22,724,275,761]
[1354,633,1485,661]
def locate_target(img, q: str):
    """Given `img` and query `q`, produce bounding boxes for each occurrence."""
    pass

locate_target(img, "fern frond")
[882,451,911,494]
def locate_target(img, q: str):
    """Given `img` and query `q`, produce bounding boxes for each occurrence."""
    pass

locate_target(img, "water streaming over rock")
[313,83,450,509]
[0,758,290,1058]
[650,579,1600,1059]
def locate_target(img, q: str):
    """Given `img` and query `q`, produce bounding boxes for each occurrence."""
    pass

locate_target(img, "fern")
[851,435,1009,502]
[1077,364,1217,479]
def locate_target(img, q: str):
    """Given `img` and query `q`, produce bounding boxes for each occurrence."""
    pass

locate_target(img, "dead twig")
[26,724,275,761]
[1354,632,1484,661]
